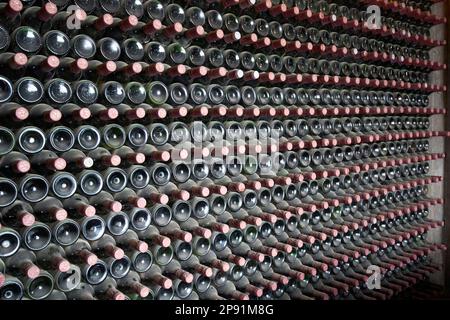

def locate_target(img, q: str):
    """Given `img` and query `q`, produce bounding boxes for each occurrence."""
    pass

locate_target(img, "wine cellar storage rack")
[0,0,449,300]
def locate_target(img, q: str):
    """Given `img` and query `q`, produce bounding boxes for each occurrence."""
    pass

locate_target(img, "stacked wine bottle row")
[0,0,447,300]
